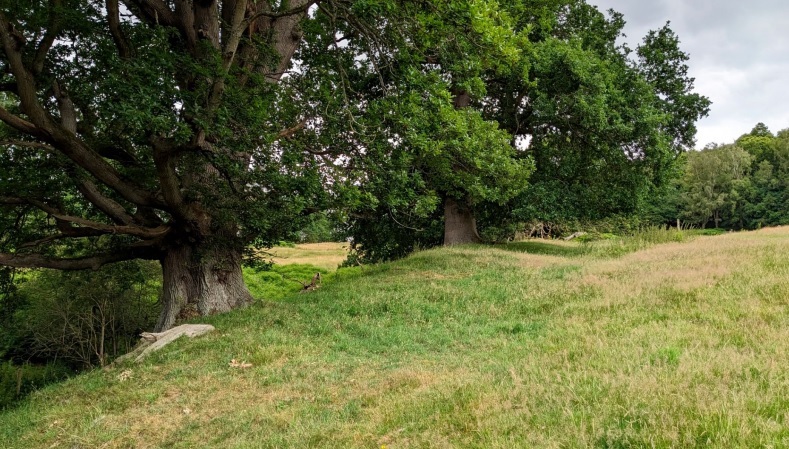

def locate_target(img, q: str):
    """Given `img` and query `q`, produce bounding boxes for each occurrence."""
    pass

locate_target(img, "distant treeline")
[648,123,789,230]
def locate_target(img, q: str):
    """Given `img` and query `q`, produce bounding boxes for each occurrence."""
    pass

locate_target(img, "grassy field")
[243,242,350,301]
[1,228,788,448]
[268,242,350,272]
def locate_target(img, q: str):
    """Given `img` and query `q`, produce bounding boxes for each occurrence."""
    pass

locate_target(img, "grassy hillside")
[1,229,788,448]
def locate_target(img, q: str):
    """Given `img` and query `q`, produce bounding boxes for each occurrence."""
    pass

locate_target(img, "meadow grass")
[1,229,787,448]
[267,242,350,272]
[244,242,349,300]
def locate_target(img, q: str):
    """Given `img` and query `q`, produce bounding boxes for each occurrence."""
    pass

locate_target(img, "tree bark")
[443,197,482,245]
[156,243,253,331]
[442,89,482,246]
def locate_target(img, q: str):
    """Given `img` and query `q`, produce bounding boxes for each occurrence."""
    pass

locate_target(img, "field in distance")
[269,241,349,272]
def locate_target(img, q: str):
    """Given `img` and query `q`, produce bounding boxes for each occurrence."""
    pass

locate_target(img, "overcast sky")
[586,0,789,148]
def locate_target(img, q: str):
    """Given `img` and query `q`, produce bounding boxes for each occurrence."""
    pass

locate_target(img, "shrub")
[576,232,619,243]
[10,261,160,369]
[0,361,72,409]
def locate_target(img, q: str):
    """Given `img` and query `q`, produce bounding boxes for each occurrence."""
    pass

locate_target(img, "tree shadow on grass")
[496,240,589,258]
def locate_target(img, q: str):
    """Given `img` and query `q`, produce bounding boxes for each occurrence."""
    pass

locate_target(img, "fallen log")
[113,324,215,364]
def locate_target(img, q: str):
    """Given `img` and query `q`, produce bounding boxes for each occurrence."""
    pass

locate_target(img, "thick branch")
[247,0,318,21]
[151,138,189,219]
[0,196,26,205]
[32,0,64,76]
[5,196,169,239]
[52,80,77,133]
[0,139,53,151]
[76,179,136,225]
[47,210,170,240]
[0,105,42,136]
[106,0,134,59]
[173,0,197,50]
[122,0,177,27]
[0,14,52,128]
[236,0,312,83]
[267,13,308,83]
[220,0,248,69]
[0,247,160,271]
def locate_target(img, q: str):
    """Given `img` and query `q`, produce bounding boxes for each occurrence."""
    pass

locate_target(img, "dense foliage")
[311,1,710,259]
[0,0,710,346]
[0,261,159,408]
[655,123,789,230]
[487,7,709,227]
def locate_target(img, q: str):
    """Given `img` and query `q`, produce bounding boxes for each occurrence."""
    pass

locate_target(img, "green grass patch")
[1,228,788,448]
[687,228,728,236]
[244,263,361,301]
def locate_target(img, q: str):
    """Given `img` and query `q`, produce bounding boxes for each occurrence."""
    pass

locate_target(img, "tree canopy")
[489,7,710,225]
[664,123,789,230]
[330,0,710,258]
[0,0,347,329]
[0,0,711,328]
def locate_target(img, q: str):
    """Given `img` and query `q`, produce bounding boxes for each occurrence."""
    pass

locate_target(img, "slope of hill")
[1,229,788,448]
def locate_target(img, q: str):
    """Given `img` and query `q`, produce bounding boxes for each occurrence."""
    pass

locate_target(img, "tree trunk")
[156,244,253,331]
[442,89,481,246]
[443,197,482,245]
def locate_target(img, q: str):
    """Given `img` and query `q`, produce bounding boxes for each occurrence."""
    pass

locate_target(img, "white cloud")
[588,0,789,146]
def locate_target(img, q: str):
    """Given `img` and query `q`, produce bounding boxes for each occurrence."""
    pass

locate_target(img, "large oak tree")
[0,0,338,330]
[1,0,530,329]
[333,1,710,259]
[482,2,711,225]
[262,0,538,260]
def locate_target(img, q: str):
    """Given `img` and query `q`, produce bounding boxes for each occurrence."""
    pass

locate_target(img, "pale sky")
[587,0,789,148]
